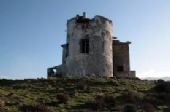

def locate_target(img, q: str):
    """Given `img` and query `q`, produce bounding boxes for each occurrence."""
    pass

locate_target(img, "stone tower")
[62,13,113,77]
[47,13,136,78]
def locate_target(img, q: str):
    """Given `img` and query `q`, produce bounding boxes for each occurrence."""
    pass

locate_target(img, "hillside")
[0,77,170,112]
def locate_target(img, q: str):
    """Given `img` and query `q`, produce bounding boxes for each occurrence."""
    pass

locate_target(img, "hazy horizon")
[1,0,170,79]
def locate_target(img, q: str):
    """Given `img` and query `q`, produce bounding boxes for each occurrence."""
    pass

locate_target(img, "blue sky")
[0,0,170,79]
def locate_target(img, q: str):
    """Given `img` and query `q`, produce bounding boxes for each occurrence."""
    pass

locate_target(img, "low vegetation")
[0,77,169,112]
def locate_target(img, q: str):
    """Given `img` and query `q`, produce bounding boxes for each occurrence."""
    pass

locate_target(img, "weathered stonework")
[47,13,136,78]
[113,39,136,78]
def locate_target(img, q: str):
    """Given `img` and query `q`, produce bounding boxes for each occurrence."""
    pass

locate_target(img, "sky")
[0,0,170,79]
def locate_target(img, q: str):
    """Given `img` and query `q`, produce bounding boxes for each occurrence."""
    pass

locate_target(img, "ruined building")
[48,13,136,78]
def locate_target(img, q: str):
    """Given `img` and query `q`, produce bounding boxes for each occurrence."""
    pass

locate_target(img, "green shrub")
[123,104,137,112]
[155,93,170,104]
[77,81,88,90]
[56,93,69,104]
[19,104,51,112]
[119,91,141,104]
[103,94,115,107]
[143,103,155,112]
[156,79,165,84]
[143,94,161,106]
[153,81,170,93]
[85,94,115,111]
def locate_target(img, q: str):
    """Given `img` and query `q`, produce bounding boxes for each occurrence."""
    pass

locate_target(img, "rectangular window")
[80,39,89,53]
[117,66,124,72]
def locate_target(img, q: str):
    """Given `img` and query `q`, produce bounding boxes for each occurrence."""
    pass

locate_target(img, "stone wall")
[112,40,131,77]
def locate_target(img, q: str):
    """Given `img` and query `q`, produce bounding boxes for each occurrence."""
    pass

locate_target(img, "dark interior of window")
[80,39,89,53]
[117,66,124,72]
